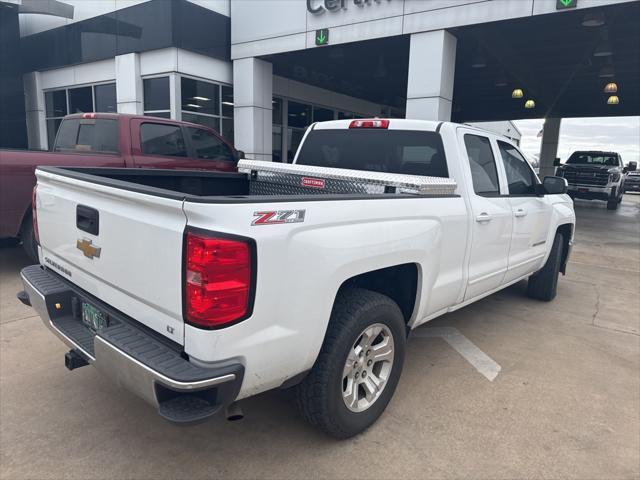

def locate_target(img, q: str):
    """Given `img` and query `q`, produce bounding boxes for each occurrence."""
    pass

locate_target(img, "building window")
[272,97,283,163]
[44,82,116,149]
[287,101,311,162]
[143,77,170,118]
[312,106,334,122]
[282,100,365,162]
[180,77,234,142]
[94,84,117,113]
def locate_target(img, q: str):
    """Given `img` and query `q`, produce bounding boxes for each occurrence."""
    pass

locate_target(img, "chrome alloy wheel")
[342,323,395,413]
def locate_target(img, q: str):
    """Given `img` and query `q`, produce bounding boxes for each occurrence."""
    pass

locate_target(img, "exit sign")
[556,0,577,9]
[315,28,329,46]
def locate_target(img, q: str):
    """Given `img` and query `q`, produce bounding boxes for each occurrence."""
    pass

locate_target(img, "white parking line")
[412,326,502,381]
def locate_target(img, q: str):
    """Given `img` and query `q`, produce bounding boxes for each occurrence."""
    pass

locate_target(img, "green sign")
[315,28,329,46]
[556,0,577,9]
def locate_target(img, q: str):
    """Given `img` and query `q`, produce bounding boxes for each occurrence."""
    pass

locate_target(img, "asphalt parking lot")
[1,195,638,480]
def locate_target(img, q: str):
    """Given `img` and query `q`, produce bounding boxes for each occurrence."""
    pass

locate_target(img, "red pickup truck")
[0,113,242,260]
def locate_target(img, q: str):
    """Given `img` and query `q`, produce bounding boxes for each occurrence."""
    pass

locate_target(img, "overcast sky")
[513,116,640,165]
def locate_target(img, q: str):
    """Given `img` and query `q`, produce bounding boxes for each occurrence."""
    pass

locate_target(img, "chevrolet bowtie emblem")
[76,238,101,259]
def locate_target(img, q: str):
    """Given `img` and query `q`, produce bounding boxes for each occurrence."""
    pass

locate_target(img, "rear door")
[35,169,187,344]
[495,140,553,282]
[459,131,513,301]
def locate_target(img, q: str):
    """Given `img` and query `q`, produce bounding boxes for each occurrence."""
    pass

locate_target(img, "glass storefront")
[272,98,283,163]
[143,77,170,117]
[181,77,233,142]
[271,98,366,162]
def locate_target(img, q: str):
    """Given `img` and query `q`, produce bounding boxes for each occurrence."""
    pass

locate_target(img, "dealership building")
[1,0,638,172]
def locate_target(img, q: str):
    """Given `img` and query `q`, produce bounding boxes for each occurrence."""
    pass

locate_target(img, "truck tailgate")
[34,169,187,344]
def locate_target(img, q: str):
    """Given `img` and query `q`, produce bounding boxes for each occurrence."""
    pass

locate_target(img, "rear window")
[296,129,449,178]
[53,119,119,153]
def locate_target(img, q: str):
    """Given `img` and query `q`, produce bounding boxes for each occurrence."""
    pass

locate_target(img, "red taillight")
[32,185,39,245]
[184,231,254,328]
[349,119,390,129]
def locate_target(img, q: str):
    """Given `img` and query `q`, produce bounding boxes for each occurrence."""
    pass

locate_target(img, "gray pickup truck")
[556,151,634,210]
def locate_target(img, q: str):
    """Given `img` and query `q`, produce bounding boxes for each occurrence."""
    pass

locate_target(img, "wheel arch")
[335,263,420,328]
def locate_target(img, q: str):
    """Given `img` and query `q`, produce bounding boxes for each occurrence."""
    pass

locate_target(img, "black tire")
[607,199,619,210]
[294,288,406,439]
[527,233,563,301]
[20,215,39,263]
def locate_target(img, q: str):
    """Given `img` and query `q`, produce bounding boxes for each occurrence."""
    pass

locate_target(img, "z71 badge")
[252,210,306,226]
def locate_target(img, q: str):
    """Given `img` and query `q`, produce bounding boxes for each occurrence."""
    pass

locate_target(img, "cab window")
[464,134,500,195]
[140,123,187,157]
[497,141,537,195]
[186,127,234,161]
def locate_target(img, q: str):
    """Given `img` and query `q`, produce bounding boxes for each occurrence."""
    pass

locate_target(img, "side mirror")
[542,176,568,195]
[553,158,561,167]
[628,161,637,172]
[623,167,629,174]
[235,150,245,160]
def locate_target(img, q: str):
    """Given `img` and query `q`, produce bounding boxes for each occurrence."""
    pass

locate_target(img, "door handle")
[77,205,99,235]
[514,208,528,218]
[475,212,493,223]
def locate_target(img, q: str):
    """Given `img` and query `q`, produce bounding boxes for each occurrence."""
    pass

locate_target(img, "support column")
[538,118,562,178]
[23,71,47,149]
[233,58,272,161]
[115,53,143,114]
[406,30,457,121]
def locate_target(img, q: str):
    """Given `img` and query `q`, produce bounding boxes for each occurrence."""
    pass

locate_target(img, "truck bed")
[38,161,458,204]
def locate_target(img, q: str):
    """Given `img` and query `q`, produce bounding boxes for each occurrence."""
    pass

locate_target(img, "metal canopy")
[263,1,639,122]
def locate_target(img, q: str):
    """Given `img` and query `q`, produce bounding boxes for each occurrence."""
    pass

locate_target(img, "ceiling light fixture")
[607,95,619,105]
[186,103,202,109]
[582,11,605,27]
[524,99,536,109]
[191,96,210,101]
[604,82,618,93]
[512,88,524,99]
[222,101,234,106]
[598,64,615,78]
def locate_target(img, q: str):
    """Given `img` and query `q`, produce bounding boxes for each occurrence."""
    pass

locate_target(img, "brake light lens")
[349,119,390,129]
[185,231,253,328]
[32,185,39,245]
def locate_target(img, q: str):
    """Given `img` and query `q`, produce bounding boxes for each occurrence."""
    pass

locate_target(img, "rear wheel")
[294,288,406,438]
[527,233,563,301]
[607,199,619,210]
[20,215,38,263]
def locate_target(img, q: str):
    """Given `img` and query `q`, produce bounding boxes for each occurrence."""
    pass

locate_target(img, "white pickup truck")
[19,119,575,438]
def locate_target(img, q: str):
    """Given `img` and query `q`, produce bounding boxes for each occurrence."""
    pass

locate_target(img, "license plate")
[578,188,589,193]
[82,302,108,331]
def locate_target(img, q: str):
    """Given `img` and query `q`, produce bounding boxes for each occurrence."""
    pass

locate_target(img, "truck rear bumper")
[20,265,243,424]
